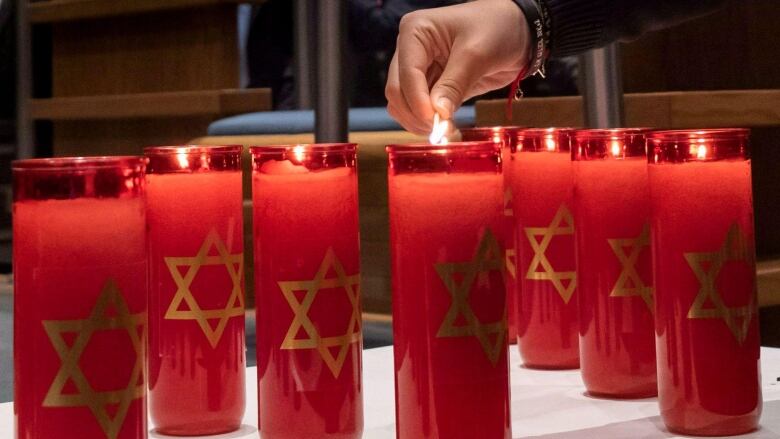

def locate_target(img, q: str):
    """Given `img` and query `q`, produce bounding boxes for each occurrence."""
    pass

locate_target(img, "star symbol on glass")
[42,279,146,439]
[436,229,507,366]
[524,204,577,303]
[164,228,244,349]
[278,247,362,378]
[685,223,756,345]
[608,223,654,311]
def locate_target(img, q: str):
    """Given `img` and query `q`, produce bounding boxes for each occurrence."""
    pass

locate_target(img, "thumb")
[429,46,484,120]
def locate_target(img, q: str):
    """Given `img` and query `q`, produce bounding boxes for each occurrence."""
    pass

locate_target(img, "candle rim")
[516,127,578,139]
[385,141,498,155]
[573,127,652,139]
[572,128,650,161]
[12,156,146,173]
[460,126,525,135]
[648,128,750,141]
[144,145,243,155]
[249,143,357,155]
[648,128,750,163]
[512,127,576,153]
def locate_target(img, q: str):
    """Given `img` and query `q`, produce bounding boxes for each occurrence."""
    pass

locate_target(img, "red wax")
[252,145,363,439]
[649,130,760,435]
[146,145,245,436]
[461,127,522,344]
[511,129,579,369]
[388,143,510,439]
[13,158,147,439]
[573,157,656,397]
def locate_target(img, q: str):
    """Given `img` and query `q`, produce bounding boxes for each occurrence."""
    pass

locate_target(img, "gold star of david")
[436,229,507,366]
[43,279,145,439]
[685,223,756,345]
[524,204,577,303]
[278,248,361,378]
[504,188,517,279]
[164,228,244,349]
[608,223,654,311]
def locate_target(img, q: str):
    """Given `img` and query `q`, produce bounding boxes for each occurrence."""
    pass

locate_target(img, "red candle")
[648,129,761,435]
[251,144,363,439]
[511,128,579,369]
[388,142,510,439]
[13,157,147,439]
[572,129,656,398]
[145,146,245,435]
[461,127,522,344]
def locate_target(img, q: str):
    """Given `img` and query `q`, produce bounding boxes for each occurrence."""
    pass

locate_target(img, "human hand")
[385,0,532,134]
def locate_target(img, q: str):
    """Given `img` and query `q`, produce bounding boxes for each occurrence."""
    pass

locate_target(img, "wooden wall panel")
[52,117,215,157]
[51,5,240,97]
[621,0,780,93]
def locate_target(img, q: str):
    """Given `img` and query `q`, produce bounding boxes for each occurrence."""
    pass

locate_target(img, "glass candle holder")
[648,129,761,435]
[13,157,147,439]
[572,128,656,398]
[251,144,363,439]
[461,127,522,345]
[387,142,510,439]
[145,146,245,435]
[511,128,579,369]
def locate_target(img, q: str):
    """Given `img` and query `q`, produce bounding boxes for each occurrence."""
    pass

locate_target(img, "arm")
[385,0,728,134]
[548,0,728,57]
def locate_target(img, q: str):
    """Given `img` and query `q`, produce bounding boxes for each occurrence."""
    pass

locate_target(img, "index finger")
[397,16,437,127]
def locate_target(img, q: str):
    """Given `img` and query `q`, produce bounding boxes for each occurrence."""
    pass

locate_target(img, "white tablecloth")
[3,346,780,438]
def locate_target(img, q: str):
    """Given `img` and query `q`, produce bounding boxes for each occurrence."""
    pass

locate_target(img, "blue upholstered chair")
[207,106,476,136]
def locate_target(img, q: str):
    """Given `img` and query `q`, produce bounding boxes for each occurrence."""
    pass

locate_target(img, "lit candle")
[13,157,147,439]
[512,128,579,369]
[251,144,363,439]
[648,129,760,435]
[572,129,656,398]
[145,146,245,435]
[387,141,510,439]
[461,126,523,345]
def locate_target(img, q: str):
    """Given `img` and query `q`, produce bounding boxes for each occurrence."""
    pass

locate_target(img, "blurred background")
[1,0,779,404]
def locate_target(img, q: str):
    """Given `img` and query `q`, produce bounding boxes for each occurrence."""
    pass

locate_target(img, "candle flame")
[697,144,708,159]
[491,127,502,144]
[544,133,556,151]
[292,145,306,163]
[610,140,622,157]
[429,113,450,145]
[176,148,189,169]
[693,138,708,159]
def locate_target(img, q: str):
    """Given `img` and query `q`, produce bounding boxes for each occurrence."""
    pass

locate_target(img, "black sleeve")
[545,0,728,58]
[348,0,460,52]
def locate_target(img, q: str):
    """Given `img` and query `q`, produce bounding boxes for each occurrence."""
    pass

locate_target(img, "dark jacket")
[546,0,728,57]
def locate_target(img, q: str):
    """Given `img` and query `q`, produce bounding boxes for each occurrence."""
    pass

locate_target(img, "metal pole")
[15,0,34,158]
[293,0,315,109]
[579,43,625,128]
[314,0,348,143]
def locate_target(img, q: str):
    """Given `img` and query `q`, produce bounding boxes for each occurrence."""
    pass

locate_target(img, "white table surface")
[3,346,780,438]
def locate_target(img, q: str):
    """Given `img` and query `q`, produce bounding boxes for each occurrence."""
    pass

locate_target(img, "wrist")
[510,0,550,78]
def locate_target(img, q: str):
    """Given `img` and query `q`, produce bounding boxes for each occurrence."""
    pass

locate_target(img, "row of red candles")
[10,127,758,438]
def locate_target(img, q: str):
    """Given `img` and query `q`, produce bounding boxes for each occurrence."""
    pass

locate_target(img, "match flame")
[429,113,450,145]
